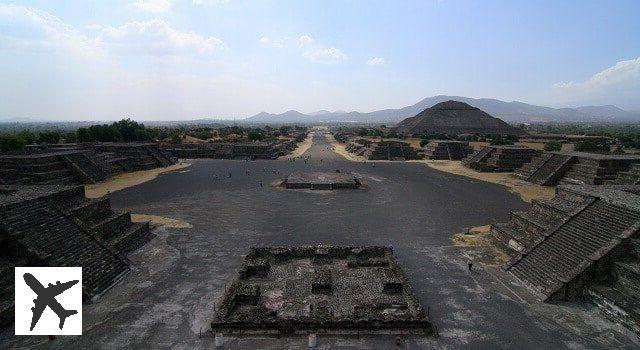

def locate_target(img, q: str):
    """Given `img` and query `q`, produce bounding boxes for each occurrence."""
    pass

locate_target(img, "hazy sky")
[1,0,639,121]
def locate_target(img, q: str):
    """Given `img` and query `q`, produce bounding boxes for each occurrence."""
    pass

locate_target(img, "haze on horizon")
[1,0,639,121]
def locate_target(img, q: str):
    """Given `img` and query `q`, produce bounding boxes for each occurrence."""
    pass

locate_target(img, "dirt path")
[282,133,313,158]
[131,214,193,229]
[325,133,367,162]
[410,160,555,202]
[85,162,191,198]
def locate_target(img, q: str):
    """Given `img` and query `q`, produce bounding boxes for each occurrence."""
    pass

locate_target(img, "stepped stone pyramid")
[163,141,288,159]
[0,185,154,328]
[516,151,640,186]
[396,100,523,136]
[0,142,175,186]
[423,140,474,160]
[346,140,421,160]
[491,185,640,334]
[463,145,538,172]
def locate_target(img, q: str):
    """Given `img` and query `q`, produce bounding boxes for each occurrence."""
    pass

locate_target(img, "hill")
[245,95,639,124]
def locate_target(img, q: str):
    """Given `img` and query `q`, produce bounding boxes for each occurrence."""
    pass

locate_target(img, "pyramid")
[396,100,523,135]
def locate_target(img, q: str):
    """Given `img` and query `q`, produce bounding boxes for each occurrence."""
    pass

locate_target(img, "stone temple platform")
[283,171,361,190]
[211,246,432,335]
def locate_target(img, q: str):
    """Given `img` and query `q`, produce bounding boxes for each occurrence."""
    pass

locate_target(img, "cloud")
[304,47,347,64]
[259,36,285,48]
[297,35,346,64]
[0,5,225,59]
[0,4,101,58]
[98,19,226,56]
[130,0,172,13]
[298,35,314,47]
[366,57,385,66]
[551,57,640,107]
[553,57,640,92]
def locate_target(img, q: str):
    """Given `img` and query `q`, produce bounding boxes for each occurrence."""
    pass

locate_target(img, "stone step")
[588,284,640,335]
[507,200,640,299]
[614,262,640,296]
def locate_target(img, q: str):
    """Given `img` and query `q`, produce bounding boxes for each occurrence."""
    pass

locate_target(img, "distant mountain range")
[246,95,640,124]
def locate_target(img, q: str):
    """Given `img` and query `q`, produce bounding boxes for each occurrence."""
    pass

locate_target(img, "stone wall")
[0,143,175,186]
[463,145,538,172]
[162,142,289,159]
[211,246,432,335]
[0,185,154,328]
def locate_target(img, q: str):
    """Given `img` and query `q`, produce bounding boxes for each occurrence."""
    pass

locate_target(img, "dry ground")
[85,162,192,198]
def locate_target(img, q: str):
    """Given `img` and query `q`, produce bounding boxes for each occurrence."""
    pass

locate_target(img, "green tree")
[575,139,610,153]
[38,130,61,144]
[544,141,562,152]
[248,129,264,141]
[0,134,26,151]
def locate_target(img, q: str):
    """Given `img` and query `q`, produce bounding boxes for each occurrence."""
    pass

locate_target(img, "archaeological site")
[1,112,640,350]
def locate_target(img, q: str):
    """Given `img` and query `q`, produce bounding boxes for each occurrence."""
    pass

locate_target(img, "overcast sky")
[1,0,639,121]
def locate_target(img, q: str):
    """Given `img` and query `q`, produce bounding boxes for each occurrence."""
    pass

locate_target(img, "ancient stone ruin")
[0,185,153,327]
[423,140,474,160]
[463,145,538,172]
[0,142,175,186]
[283,172,361,190]
[162,141,297,160]
[491,185,640,334]
[516,151,640,186]
[395,100,523,136]
[211,246,432,335]
[345,140,421,160]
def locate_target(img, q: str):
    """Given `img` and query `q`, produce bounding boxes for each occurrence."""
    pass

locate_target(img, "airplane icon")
[23,273,79,331]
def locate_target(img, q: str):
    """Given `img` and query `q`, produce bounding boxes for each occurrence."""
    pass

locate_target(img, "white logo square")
[15,267,82,335]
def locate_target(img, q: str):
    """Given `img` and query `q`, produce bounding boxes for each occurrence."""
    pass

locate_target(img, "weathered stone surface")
[283,172,361,190]
[0,185,154,328]
[516,151,640,186]
[491,184,640,335]
[463,145,538,172]
[211,246,432,335]
[0,143,175,185]
[423,140,474,160]
[346,140,421,160]
[396,100,523,136]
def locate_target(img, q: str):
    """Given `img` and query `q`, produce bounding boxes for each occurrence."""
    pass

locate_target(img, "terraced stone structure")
[162,141,293,160]
[491,185,640,334]
[395,100,524,136]
[345,140,421,160]
[0,185,153,328]
[517,151,640,186]
[283,172,361,190]
[463,145,539,172]
[0,142,175,185]
[423,140,474,160]
[211,246,432,335]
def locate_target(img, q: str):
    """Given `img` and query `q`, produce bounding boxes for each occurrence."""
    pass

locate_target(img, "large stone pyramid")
[396,100,523,135]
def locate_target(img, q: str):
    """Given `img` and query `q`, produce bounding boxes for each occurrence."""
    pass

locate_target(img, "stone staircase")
[423,141,473,160]
[144,145,174,167]
[501,188,640,303]
[61,152,108,184]
[516,153,552,179]
[464,146,538,172]
[68,197,154,254]
[519,153,576,185]
[463,146,492,166]
[0,198,130,301]
[491,187,592,256]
